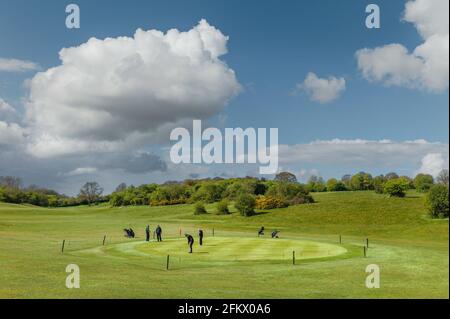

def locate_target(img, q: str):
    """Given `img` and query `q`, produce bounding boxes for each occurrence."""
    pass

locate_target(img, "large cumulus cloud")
[356,0,449,92]
[25,19,241,158]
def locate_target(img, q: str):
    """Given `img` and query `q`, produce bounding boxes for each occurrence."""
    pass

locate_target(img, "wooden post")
[102,235,106,246]
[363,246,367,258]
[293,251,295,265]
[61,240,65,253]
[366,238,369,248]
[179,228,181,237]
[339,235,342,244]
[166,255,170,270]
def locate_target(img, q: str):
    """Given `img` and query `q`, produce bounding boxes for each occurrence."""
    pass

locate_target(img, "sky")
[0,0,448,195]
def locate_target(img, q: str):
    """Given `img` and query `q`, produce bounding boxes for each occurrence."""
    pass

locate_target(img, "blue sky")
[0,0,448,194]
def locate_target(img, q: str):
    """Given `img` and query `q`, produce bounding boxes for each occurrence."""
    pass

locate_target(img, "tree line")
[1,169,448,218]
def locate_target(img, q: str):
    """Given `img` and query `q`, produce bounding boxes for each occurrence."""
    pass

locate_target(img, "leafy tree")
[307,175,326,192]
[373,175,386,194]
[414,174,434,193]
[426,184,449,218]
[274,171,297,183]
[350,172,374,191]
[79,182,103,205]
[235,193,256,216]
[326,178,346,192]
[341,174,352,188]
[383,178,410,197]
[385,172,399,180]
[192,183,224,203]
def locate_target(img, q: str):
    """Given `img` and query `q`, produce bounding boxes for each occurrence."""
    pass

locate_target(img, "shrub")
[216,199,230,215]
[383,178,410,197]
[426,184,449,218]
[194,202,207,215]
[255,196,288,210]
[289,192,315,205]
[235,194,256,216]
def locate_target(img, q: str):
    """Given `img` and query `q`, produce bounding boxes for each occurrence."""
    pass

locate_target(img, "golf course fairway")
[0,191,448,298]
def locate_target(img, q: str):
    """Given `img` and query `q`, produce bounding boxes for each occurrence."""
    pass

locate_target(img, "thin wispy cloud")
[0,58,40,72]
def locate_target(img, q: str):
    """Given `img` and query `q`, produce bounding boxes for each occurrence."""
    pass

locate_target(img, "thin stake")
[102,235,106,246]
[366,238,369,248]
[61,240,65,253]
[339,235,342,244]
[293,251,296,265]
[363,246,367,258]
[166,255,170,270]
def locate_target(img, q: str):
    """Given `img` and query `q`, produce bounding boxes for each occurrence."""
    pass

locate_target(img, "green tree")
[426,184,449,218]
[274,171,297,183]
[235,193,256,216]
[373,175,386,194]
[383,178,410,197]
[326,178,346,192]
[414,174,434,192]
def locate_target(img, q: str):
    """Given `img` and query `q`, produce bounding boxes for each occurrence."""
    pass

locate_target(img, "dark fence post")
[339,235,342,244]
[293,251,295,265]
[61,240,65,253]
[166,255,170,270]
[364,246,367,258]
[102,235,106,246]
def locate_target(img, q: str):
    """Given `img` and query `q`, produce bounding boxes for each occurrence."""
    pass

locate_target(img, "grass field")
[0,191,448,298]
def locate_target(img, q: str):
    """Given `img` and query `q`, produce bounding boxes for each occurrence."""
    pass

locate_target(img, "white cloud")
[298,72,346,104]
[278,139,449,169]
[63,167,98,177]
[0,58,39,72]
[25,19,241,158]
[0,121,25,146]
[356,0,449,92]
[0,98,16,115]
[417,153,449,177]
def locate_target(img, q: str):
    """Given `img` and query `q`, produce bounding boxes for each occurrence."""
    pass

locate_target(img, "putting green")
[119,237,349,262]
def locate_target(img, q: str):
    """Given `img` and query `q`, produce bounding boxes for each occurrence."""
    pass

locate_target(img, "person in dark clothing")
[129,228,135,238]
[145,225,150,242]
[198,229,204,246]
[155,225,162,242]
[271,230,279,238]
[185,234,194,253]
[258,226,265,237]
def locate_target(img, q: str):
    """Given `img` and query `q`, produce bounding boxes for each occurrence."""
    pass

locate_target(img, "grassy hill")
[0,191,448,298]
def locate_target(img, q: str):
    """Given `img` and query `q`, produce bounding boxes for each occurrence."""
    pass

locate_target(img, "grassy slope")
[0,191,448,298]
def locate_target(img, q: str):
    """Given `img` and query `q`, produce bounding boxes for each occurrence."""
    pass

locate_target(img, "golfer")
[145,225,150,242]
[185,234,194,253]
[198,229,204,246]
[258,226,265,236]
[156,225,162,242]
